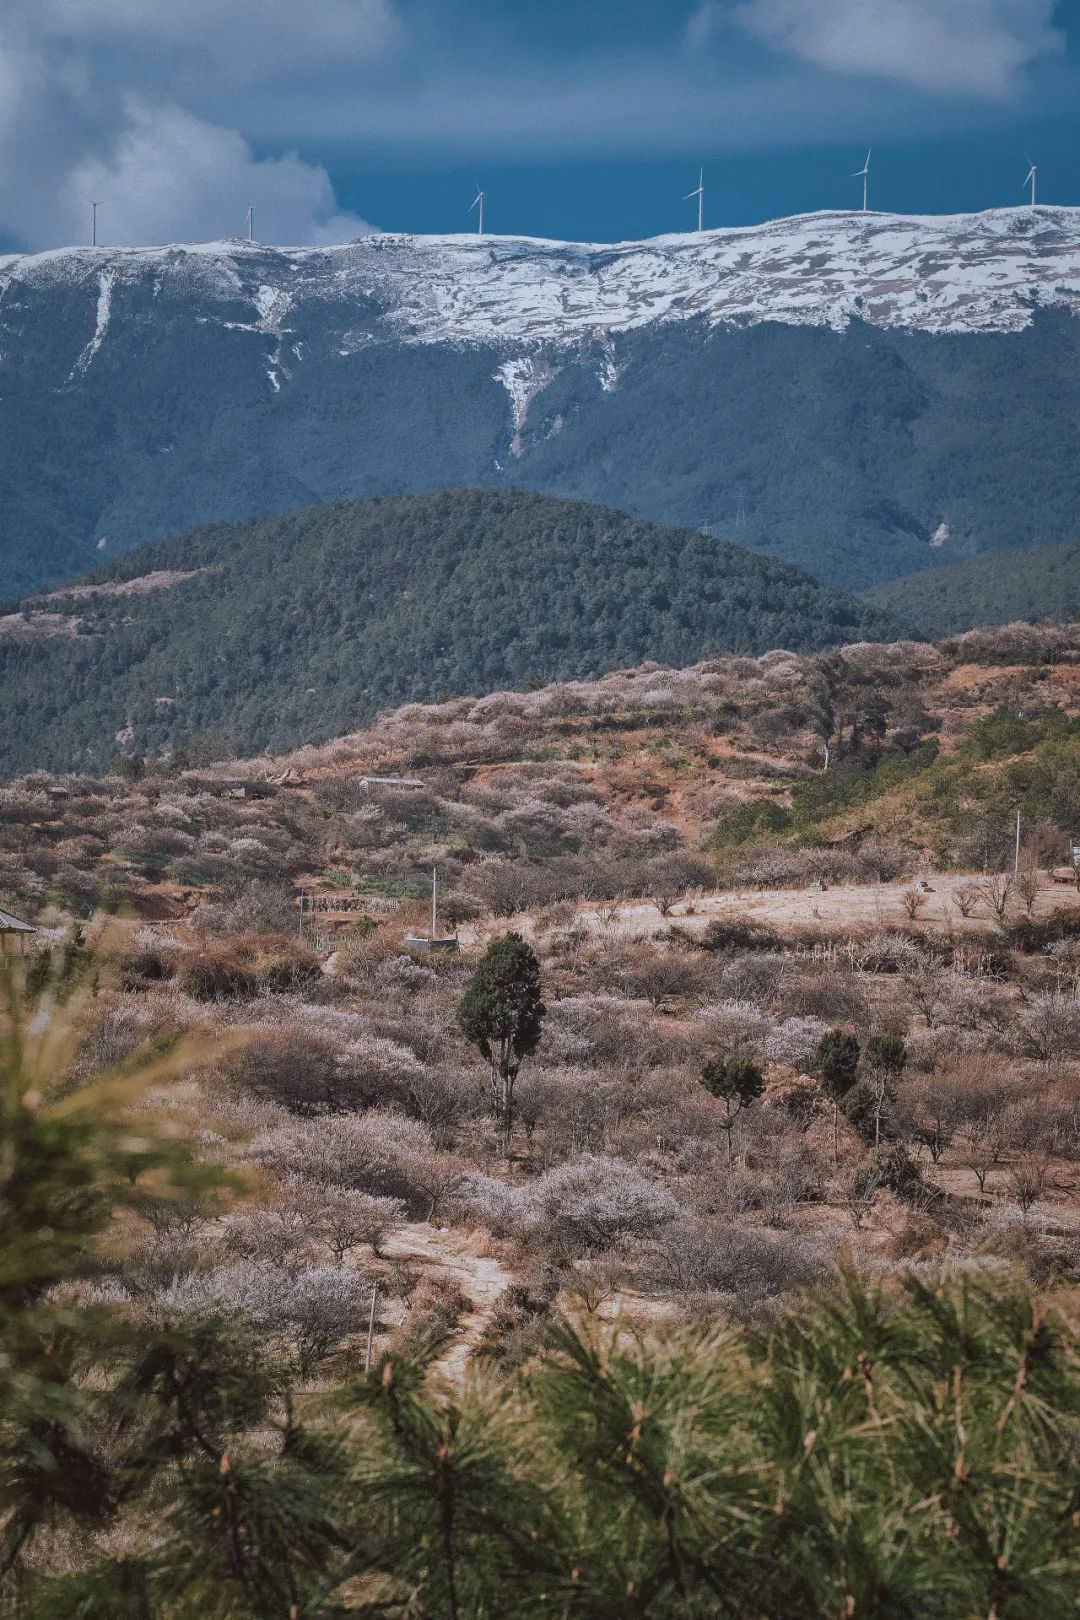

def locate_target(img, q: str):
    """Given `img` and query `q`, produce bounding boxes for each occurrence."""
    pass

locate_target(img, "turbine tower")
[246,203,255,242]
[1023,156,1037,207]
[82,194,100,247]
[469,183,485,236]
[684,166,705,233]
[851,148,871,213]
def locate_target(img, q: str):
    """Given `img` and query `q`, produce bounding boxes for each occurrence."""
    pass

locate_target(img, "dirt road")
[462,872,1080,946]
[381,1222,512,1379]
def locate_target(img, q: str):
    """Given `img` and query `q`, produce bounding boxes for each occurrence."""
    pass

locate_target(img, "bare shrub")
[176,941,258,1000]
[977,874,1014,931]
[1015,991,1080,1061]
[160,1260,371,1374]
[224,1021,422,1116]
[220,1206,310,1265]
[953,885,981,920]
[191,879,297,938]
[900,1075,963,1164]
[650,1219,824,1306]
[283,1180,406,1258]
[1008,1154,1050,1217]
[900,889,927,923]
[177,932,320,1001]
[521,1156,679,1255]
[1014,867,1043,918]
[251,1112,462,1219]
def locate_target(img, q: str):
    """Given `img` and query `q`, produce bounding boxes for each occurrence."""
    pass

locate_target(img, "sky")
[0,0,1078,251]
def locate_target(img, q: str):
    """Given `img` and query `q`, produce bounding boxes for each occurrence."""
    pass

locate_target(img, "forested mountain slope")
[5,208,1080,593]
[0,490,898,775]
[864,540,1080,637]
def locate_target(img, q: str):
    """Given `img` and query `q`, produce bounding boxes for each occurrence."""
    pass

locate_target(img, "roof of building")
[0,908,37,933]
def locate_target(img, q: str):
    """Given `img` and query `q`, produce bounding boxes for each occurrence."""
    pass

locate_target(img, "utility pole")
[431,866,438,940]
[298,887,306,940]
[364,1282,379,1373]
[1014,808,1021,878]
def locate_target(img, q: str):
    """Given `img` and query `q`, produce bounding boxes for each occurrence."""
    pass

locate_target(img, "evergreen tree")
[701,1056,764,1164]
[812,1030,861,1099]
[457,934,544,1140]
[0,951,347,1617]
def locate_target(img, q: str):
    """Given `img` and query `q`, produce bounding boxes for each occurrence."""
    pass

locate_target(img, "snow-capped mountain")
[3,207,1080,596]
[5,206,1080,356]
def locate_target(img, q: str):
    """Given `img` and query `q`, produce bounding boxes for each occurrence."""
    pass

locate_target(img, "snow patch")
[494,354,561,454]
[73,270,116,373]
[11,207,1080,375]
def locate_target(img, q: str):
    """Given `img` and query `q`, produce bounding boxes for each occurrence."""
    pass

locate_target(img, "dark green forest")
[865,540,1080,637]
[0,491,899,775]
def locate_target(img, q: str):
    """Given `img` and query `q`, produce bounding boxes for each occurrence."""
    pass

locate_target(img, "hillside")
[0,489,898,776]
[865,540,1080,637]
[4,617,1079,1613]
[6,210,1080,593]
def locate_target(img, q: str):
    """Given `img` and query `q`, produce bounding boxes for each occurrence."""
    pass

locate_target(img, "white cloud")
[684,3,723,51]
[0,0,392,249]
[63,102,369,247]
[732,0,1063,98]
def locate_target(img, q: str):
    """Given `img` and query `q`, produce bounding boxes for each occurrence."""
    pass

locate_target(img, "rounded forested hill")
[0,490,901,775]
[864,541,1080,639]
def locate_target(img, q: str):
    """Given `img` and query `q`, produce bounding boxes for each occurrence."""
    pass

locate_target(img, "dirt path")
[381,1223,513,1379]
[461,872,1080,946]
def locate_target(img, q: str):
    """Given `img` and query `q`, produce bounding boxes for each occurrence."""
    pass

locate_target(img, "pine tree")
[0,949,349,1618]
[700,1056,764,1164]
[456,934,544,1140]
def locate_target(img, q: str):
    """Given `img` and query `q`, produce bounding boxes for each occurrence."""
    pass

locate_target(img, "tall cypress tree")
[456,933,544,1141]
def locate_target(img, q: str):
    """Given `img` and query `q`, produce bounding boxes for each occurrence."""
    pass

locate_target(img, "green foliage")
[0,491,898,777]
[0,952,346,1618]
[457,932,545,1135]
[789,742,939,827]
[866,539,1080,637]
[865,1032,908,1074]
[709,799,792,849]
[701,1056,764,1109]
[812,1030,861,1099]
[961,704,1080,763]
[701,1056,764,1163]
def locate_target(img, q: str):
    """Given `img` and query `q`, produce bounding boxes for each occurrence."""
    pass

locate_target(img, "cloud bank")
[732,0,1063,99]
[0,0,1069,250]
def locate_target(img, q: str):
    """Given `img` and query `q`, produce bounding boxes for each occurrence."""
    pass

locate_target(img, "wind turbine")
[684,166,705,233]
[82,193,101,247]
[469,183,485,236]
[1023,154,1037,207]
[851,148,871,213]
[245,203,255,242]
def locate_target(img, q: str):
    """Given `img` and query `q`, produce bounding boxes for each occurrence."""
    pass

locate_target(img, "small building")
[0,907,38,953]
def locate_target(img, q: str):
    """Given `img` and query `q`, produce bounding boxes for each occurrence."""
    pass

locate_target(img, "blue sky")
[0,1,1077,248]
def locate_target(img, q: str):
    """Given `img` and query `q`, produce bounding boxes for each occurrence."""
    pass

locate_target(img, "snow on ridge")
[5,206,1080,347]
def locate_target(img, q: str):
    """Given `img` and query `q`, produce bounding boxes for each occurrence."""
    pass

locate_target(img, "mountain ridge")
[5,206,1080,595]
[5,206,1080,356]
